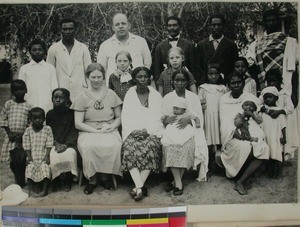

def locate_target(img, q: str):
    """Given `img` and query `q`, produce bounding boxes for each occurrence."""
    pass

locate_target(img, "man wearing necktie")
[195,14,238,86]
[154,16,195,84]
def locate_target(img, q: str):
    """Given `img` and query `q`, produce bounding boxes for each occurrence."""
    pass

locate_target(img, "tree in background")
[0,2,297,76]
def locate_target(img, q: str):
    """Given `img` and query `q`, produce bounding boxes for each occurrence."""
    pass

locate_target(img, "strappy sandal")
[129,189,136,198]
[173,187,184,196]
[165,181,176,192]
[84,183,96,195]
[134,187,145,202]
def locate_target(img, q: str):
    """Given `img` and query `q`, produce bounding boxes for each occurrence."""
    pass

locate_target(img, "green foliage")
[0,2,297,71]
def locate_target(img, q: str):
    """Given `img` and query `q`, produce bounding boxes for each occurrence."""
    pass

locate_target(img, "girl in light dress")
[158,47,197,97]
[108,50,134,101]
[23,107,53,197]
[198,63,227,171]
[260,86,286,178]
[260,69,297,162]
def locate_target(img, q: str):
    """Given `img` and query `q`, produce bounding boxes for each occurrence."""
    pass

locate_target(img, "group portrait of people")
[0,8,299,202]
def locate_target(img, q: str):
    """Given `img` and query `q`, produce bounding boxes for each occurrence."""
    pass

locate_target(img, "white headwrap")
[261,86,279,97]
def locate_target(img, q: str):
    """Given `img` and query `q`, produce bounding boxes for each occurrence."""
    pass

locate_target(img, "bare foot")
[64,184,71,192]
[36,191,48,197]
[31,192,39,198]
[234,183,247,195]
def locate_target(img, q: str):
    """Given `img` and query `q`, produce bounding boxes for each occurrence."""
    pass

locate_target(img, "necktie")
[212,39,219,50]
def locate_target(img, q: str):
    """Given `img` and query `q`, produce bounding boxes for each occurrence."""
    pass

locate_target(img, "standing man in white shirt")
[97,13,152,86]
[47,18,92,101]
[19,39,58,113]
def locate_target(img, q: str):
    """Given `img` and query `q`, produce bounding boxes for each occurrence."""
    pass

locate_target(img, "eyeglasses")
[94,100,104,110]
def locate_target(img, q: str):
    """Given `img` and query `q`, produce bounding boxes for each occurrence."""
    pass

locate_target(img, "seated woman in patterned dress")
[162,69,209,196]
[121,67,164,202]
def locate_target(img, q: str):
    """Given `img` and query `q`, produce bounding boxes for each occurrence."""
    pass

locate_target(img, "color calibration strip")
[1,206,186,226]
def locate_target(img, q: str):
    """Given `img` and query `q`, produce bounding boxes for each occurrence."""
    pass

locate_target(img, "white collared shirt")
[97,32,152,86]
[209,34,224,50]
[18,60,58,112]
[169,34,180,48]
[46,39,92,101]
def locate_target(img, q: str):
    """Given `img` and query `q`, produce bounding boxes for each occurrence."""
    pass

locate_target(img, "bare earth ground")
[0,84,297,206]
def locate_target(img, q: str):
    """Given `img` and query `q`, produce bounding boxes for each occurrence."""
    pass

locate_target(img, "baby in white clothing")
[161,97,200,146]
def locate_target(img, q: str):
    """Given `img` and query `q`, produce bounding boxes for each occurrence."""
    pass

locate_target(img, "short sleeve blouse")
[71,88,122,129]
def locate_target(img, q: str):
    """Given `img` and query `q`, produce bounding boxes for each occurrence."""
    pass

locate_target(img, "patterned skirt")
[162,137,195,172]
[122,133,162,172]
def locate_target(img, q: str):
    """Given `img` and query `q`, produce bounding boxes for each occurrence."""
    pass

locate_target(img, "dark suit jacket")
[195,36,238,85]
[154,37,195,81]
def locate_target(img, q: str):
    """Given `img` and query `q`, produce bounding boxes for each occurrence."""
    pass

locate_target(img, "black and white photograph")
[0,1,299,214]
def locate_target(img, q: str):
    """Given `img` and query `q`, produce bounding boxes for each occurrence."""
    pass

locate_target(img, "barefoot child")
[158,47,197,96]
[19,39,58,113]
[23,107,53,197]
[260,86,286,178]
[0,80,31,186]
[198,63,227,172]
[109,50,134,100]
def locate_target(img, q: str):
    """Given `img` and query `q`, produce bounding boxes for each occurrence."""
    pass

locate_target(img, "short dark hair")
[166,16,182,27]
[28,39,47,52]
[209,14,226,24]
[131,66,151,80]
[11,79,27,93]
[234,57,249,68]
[265,69,283,84]
[171,68,190,82]
[262,9,280,22]
[226,71,245,86]
[52,88,72,107]
[29,107,45,119]
[206,63,224,85]
[60,18,78,28]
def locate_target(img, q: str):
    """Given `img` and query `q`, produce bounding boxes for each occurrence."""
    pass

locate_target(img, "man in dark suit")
[154,16,195,82]
[195,14,238,85]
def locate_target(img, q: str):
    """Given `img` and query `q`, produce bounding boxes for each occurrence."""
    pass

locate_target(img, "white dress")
[261,106,287,162]
[198,84,227,146]
[163,90,209,181]
[161,113,195,146]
